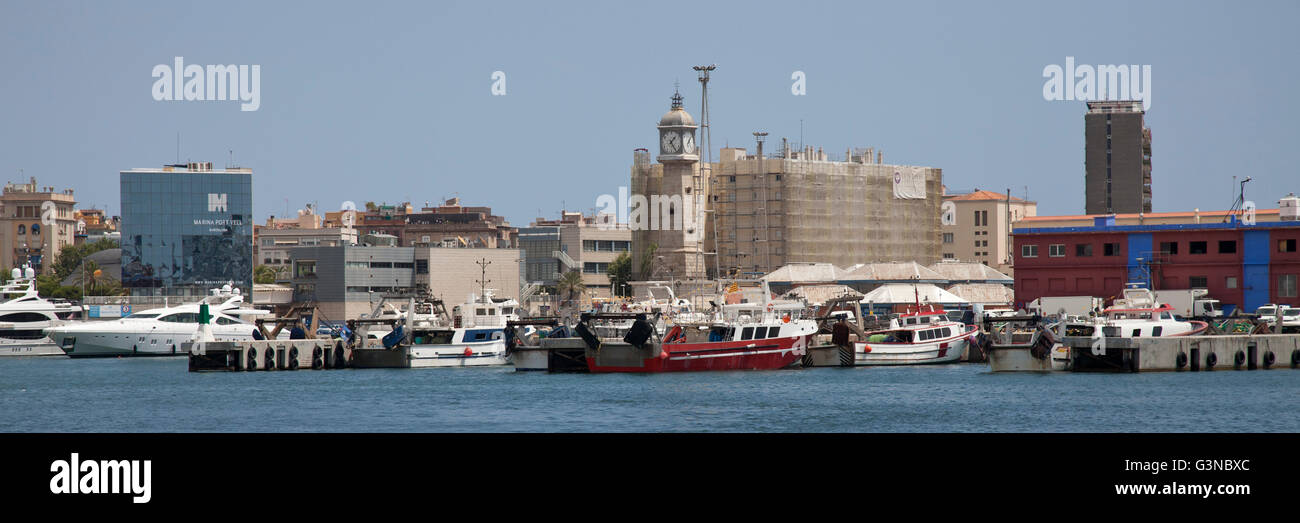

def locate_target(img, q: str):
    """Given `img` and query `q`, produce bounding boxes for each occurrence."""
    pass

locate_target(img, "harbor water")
[2,357,1297,432]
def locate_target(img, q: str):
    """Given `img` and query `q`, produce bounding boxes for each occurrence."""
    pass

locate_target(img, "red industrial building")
[1012,210,1300,314]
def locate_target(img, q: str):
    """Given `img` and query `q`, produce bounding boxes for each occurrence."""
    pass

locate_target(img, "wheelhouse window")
[1103,243,1121,256]
[1189,241,1208,254]
[1021,245,1038,258]
[1049,244,1065,257]
[1075,244,1093,257]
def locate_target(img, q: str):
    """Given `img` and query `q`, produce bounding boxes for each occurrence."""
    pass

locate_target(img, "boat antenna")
[475,258,491,302]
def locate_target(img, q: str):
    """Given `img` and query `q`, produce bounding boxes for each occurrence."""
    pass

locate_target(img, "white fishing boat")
[855,304,980,365]
[46,283,276,358]
[1063,284,1208,338]
[0,265,82,357]
[353,291,519,368]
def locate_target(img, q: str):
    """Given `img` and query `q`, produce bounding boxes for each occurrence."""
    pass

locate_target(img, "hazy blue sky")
[1,0,1296,225]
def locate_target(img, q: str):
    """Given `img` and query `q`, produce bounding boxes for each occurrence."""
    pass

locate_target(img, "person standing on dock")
[832,317,853,366]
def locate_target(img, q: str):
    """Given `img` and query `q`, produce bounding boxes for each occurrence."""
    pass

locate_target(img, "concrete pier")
[1061,334,1300,372]
[512,337,588,372]
[187,340,351,371]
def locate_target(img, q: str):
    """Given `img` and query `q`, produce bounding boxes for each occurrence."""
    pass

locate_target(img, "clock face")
[682,132,696,154]
[661,131,679,154]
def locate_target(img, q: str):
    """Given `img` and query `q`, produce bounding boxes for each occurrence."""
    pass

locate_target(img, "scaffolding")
[713,148,942,275]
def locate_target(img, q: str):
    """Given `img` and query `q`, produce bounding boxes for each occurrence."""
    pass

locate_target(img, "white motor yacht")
[46,283,277,358]
[0,265,83,357]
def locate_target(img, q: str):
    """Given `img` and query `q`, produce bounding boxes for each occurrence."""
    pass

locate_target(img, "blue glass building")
[119,163,253,296]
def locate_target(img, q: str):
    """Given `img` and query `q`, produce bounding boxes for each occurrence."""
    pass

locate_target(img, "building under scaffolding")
[712,141,943,276]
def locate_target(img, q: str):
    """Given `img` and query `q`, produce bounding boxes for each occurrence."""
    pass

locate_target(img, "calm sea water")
[1,356,1297,432]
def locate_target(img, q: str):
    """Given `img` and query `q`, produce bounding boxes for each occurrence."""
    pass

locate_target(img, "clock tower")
[632,90,708,282]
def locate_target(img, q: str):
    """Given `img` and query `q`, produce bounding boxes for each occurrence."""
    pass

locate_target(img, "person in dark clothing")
[831,318,851,348]
[251,328,265,340]
[289,321,307,340]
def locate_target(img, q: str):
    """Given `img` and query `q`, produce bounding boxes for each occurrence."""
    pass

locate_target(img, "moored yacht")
[46,284,274,358]
[0,265,82,357]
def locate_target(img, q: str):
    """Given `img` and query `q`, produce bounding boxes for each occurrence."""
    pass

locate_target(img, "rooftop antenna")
[1224,176,1253,223]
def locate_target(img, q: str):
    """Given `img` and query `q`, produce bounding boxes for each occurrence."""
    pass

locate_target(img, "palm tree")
[72,260,127,297]
[556,270,586,307]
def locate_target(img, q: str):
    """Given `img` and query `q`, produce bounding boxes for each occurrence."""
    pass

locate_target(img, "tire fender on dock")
[1206,352,1217,370]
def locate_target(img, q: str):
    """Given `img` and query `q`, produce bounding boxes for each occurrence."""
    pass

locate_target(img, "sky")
[1,0,1297,226]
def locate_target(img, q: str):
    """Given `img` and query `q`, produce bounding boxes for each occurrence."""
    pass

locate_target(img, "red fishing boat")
[576,281,817,373]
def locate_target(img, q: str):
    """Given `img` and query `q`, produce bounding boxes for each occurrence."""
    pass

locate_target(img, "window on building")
[1076,244,1093,257]
[1279,239,1297,253]
[1021,245,1038,258]
[416,259,429,274]
[1281,275,1298,298]
[1189,276,1208,288]
[294,261,316,278]
[942,233,953,244]
[942,253,955,259]
[1160,241,1178,254]
[1049,244,1065,257]
[1226,276,1238,289]
[1218,241,1237,254]
[1190,241,1208,254]
[1103,243,1121,256]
